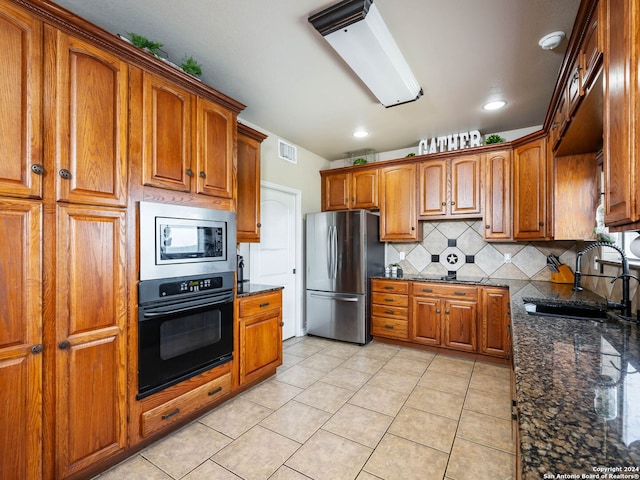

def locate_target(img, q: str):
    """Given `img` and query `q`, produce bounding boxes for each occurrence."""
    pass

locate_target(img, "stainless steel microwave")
[139,201,236,280]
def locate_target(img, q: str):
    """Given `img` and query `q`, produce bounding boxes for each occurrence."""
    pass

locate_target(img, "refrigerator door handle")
[332,225,338,279]
[309,293,359,302]
[326,226,333,278]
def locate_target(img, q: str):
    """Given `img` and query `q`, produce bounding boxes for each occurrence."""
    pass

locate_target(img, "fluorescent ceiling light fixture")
[309,0,422,108]
[483,100,506,111]
[353,129,368,138]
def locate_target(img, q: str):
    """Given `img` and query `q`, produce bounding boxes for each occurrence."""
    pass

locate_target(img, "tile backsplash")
[386,220,578,281]
[386,220,639,312]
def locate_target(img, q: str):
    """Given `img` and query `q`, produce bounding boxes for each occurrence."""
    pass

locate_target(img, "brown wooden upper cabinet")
[47,27,129,208]
[379,164,420,241]
[513,137,549,240]
[603,0,640,226]
[418,154,481,219]
[321,168,378,211]
[237,123,267,242]
[0,2,43,200]
[483,150,512,240]
[141,72,235,202]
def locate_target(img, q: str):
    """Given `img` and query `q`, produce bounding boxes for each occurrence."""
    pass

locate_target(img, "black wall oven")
[137,271,234,399]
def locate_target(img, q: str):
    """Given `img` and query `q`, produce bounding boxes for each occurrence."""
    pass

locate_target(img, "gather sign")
[418,130,483,155]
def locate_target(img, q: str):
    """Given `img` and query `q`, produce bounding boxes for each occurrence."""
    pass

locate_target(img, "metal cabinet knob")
[199,171,206,178]
[59,169,71,180]
[58,340,71,350]
[31,344,44,354]
[31,164,45,175]
[186,168,194,176]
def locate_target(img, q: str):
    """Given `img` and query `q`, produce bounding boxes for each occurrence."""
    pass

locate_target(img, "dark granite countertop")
[236,282,284,298]
[508,280,640,478]
[370,273,503,286]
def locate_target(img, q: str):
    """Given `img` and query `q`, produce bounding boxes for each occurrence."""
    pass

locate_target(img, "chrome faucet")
[573,242,638,319]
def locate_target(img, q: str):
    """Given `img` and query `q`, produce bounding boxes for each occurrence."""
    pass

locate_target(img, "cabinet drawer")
[410,282,478,299]
[371,279,409,294]
[371,304,408,321]
[371,316,408,339]
[238,291,282,317]
[141,372,232,437]
[371,292,408,307]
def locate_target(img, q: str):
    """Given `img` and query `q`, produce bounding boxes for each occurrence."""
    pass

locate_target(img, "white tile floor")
[94,336,516,480]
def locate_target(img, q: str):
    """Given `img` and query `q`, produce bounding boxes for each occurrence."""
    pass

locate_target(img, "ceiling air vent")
[278,139,297,164]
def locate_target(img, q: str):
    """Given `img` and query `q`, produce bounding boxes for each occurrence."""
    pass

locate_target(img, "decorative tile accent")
[465,255,475,263]
[448,238,457,247]
[431,254,440,262]
[440,247,465,271]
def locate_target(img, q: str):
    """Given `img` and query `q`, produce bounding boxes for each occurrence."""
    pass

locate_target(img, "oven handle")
[142,300,228,318]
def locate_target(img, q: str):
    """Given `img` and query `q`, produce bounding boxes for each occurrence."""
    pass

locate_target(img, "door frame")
[250,181,304,337]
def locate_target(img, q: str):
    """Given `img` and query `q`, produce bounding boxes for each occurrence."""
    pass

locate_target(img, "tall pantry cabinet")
[0,1,129,477]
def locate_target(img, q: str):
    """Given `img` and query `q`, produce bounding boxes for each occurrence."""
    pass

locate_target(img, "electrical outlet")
[504,253,512,263]
[399,252,406,260]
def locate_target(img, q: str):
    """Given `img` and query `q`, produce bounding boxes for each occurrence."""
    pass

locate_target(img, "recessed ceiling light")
[539,31,565,50]
[353,130,368,138]
[483,100,506,111]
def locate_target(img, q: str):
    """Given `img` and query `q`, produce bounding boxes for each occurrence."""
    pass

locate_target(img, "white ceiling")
[52,0,581,160]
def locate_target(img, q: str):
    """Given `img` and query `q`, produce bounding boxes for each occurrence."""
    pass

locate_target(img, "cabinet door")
[0,3,43,199]
[411,296,441,346]
[142,72,192,192]
[483,150,512,240]
[0,200,42,480]
[55,205,127,478]
[46,28,128,207]
[450,155,481,216]
[351,168,379,209]
[380,164,419,241]
[196,97,235,199]
[239,309,282,385]
[480,288,510,358]
[322,172,350,211]
[581,2,603,93]
[603,0,639,225]
[237,129,263,242]
[418,159,447,217]
[442,300,477,352]
[513,138,548,240]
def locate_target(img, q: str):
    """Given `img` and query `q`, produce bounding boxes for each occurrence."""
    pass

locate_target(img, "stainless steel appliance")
[305,210,384,344]
[139,201,236,281]
[137,272,234,399]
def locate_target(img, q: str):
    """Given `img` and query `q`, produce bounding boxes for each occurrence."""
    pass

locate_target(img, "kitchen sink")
[522,298,609,321]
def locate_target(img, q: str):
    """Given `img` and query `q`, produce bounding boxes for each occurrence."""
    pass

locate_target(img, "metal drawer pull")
[422,288,433,293]
[384,298,394,302]
[259,302,270,307]
[162,408,180,420]
[384,325,394,329]
[384,310,394,315]
[208,386,223,397]
[384,286,394,290]
[454,291,466,296]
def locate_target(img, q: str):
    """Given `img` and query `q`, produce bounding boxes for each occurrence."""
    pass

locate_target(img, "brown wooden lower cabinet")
[371,280,409,339]
[373,279,511,360]
[238,290,284,385]
[140,363,233,437]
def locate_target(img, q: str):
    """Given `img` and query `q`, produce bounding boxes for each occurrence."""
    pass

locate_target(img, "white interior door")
[249,183,301,340]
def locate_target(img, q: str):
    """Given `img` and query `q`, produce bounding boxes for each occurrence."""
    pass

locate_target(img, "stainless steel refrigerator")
[305,210,384,344]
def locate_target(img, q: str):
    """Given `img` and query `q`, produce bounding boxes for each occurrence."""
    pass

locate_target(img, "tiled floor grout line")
[96,338,515,480]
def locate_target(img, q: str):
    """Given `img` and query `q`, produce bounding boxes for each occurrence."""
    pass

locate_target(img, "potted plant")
[127,32,163,56]
[181,55,202,78]
[484,134,505,144]
[352,157,367,166]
